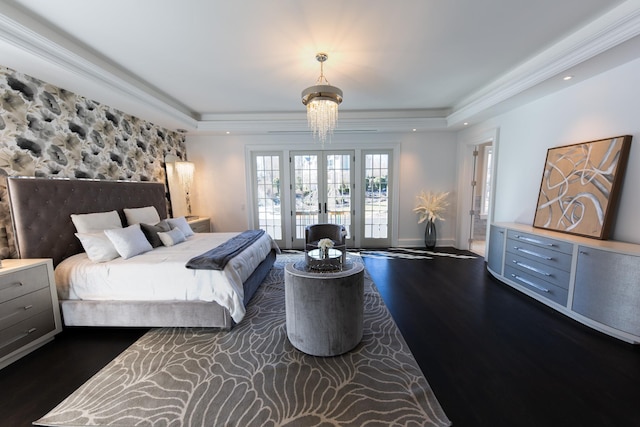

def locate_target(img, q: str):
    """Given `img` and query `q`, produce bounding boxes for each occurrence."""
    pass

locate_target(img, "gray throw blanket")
[186,229,265,270]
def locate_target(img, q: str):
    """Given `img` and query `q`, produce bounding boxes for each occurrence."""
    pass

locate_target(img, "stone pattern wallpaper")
[0,65,186,258]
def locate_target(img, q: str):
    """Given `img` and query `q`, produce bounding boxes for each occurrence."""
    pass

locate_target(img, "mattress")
[54,232,277,323]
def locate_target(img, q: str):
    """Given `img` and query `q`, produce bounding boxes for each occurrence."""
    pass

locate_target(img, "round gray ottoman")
[285,262,364,357]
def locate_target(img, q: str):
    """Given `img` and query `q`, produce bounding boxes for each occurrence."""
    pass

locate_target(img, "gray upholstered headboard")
[7,177,168,267]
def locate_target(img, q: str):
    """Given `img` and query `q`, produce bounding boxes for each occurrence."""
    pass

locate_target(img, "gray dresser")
[487,222,640,344]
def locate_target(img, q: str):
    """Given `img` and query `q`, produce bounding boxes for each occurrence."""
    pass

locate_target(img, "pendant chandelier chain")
[316,55,329,85]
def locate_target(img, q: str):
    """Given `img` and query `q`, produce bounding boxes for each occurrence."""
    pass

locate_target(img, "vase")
[424,219,436,250]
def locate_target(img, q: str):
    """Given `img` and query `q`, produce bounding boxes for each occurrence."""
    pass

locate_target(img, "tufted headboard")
[7,177,168,267]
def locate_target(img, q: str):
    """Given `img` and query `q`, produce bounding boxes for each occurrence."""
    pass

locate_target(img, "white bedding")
[54,232,277,323]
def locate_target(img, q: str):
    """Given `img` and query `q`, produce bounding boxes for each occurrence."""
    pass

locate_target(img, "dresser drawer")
[0,309,55,359]
[506,229,573,255]
[505,252,570,289]
[506,238,573,272]
[0,287,53,331]
[0,264,49,302]
[504,265,568,306]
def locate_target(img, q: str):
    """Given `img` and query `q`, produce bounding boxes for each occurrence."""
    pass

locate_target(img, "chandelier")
[301,53,343,144]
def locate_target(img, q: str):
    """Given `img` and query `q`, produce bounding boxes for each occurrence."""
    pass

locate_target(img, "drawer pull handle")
[511,274,550,292]
[514,247,552,260]
[512,260,551,276]
[24,305,33,310]
[514,234,554,247]
[0,282,24,292]
[27,327,37,334]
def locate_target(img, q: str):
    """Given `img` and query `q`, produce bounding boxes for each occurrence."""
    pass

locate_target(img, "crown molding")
[448,0,640,126]
[195,110,449,135]
[0,7,197,130]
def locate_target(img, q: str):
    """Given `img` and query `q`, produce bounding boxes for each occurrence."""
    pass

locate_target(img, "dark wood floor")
[363,248,640,427]
[1,248,639,426]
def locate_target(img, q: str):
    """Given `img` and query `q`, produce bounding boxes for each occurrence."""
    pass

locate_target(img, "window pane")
[294,155,319,239]
[255,154,282,240]
[326,154,351,238]
[364,153,389,239]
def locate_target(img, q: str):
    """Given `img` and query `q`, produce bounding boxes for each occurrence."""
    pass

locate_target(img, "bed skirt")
[60,249,277,329]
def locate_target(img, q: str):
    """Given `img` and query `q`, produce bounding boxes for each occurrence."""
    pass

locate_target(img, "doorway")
[290,150,354,248]
[469,142,493,256]
[249,147,396,249]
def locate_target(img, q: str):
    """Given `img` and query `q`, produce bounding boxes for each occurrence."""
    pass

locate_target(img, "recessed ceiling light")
[563,75,573,81]
[412,128,417,132]
[226,131,231,134]
[463,122,468,126]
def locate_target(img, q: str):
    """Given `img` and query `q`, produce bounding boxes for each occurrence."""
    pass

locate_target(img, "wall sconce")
[174,161,195,217]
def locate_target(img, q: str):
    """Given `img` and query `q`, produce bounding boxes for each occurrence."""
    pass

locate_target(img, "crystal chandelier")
[301,53,343,144]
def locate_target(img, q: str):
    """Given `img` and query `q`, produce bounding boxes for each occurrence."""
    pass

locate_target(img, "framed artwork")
[533,135,632,240]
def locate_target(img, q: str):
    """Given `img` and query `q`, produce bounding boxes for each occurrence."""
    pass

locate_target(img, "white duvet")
[54,232,277,323]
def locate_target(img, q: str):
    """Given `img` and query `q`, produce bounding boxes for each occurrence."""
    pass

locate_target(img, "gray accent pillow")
[140,220,172,248]
[103,224,153,259]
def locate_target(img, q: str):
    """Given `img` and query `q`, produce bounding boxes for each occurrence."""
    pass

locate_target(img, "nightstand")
[187,217,211,233]
[0,259,62,369]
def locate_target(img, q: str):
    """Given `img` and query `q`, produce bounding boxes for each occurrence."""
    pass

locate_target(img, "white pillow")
[71,210,122,233]
[158,227,187,247]
[124,206,161,225]
[104,224,153,259]
[167,216,195,237]
[75,233,120,262]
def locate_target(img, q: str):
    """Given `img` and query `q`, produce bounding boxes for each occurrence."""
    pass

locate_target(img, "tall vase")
[424,219,436,250]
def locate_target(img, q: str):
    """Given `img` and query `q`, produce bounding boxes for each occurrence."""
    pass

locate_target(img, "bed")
[6,177,278,329]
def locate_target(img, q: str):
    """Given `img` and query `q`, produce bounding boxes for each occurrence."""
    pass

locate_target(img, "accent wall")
[0,65,187,257]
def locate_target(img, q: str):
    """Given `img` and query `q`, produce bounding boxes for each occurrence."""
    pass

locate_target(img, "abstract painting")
[533,135,632,239]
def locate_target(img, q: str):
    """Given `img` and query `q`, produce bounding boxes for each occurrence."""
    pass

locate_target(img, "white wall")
[187,134,248,232]
[186,131,458,248]
[397,131,458,247]
[460,56,640,245]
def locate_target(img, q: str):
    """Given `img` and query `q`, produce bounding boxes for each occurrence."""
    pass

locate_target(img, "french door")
[250,147,394,249]
[360,150,392,248]
[251,152,285,248]
[290,150,354,248]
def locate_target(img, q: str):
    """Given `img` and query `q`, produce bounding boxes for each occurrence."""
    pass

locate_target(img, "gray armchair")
[305,223,347,263]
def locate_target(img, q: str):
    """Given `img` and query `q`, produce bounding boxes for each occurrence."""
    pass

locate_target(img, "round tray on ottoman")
[305,245,345,271]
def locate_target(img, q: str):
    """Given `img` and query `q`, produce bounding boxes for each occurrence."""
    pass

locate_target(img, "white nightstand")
[187,217,211,233]
[0,259,62,369]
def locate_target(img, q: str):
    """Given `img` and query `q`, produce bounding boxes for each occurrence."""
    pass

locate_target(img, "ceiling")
[1,0,639,135]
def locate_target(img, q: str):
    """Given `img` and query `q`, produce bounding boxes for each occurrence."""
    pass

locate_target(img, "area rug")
[360,247,477,260]
[35,254,451,427]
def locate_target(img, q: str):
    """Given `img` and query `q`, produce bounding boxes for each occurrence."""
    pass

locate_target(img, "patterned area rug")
[360,248,477,260]
[35,254,451,427]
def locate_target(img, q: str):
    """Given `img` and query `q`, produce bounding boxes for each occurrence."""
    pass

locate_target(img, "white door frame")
[246,141,400,249]
[456,127,500,257]
[289,150,355,249]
